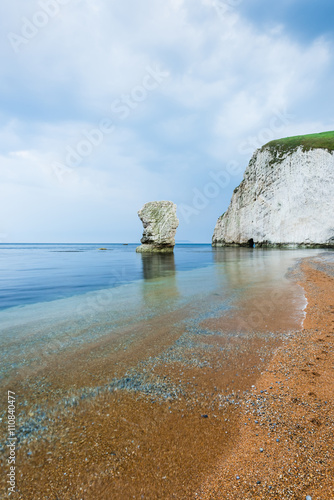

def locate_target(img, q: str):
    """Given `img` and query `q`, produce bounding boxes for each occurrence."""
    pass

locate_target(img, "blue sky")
[1,0,334,243]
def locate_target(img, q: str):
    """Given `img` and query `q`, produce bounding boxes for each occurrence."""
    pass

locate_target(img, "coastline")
[0,250,332,499]
[200,253,334,499]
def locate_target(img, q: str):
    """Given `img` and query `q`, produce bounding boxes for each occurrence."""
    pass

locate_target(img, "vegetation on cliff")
[261,130,334,155]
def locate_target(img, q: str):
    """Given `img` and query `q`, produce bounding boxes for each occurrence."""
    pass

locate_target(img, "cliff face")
[212,143,334,248]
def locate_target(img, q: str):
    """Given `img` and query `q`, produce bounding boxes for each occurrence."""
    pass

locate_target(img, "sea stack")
[212,131,334,248]
[136,201,179,253]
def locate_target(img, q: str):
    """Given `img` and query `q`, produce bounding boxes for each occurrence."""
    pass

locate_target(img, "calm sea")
[0,243,327,498]
[0,243,324,315]
[0,243,216,311]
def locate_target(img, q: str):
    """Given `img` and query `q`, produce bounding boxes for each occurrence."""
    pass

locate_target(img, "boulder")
[136,201,179,253]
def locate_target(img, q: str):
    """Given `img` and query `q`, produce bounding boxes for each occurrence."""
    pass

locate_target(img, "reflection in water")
[211,247,318,331]
[212,246,255,264]
[213,247,270,286]
[140,253,179,306]
[140,253,176,280]
[212,246,313,286]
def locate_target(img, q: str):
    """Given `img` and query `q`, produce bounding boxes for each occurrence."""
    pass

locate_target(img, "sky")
[1,0,334,243]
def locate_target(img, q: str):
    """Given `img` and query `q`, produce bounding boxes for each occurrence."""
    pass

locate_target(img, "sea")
[0,243,320,313]
[0,243,216,311]
[0,243,326,497]
[0,243,321,371]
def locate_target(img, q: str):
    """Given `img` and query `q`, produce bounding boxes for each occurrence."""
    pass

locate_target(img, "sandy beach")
[200,253,334,499]
[1,251,333,499]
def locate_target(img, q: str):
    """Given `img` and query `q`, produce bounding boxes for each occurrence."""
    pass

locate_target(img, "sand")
[1,253,333,499]
[200,255,334,499]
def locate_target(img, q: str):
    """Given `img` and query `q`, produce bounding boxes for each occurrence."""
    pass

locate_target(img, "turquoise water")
[0,246,320,365]
[0,245,323,458]
[0,243,215,311]
[0,245,322,327]
[0,245,329,498]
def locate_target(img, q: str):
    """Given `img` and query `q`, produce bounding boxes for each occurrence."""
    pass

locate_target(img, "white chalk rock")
[136,201,179,253]
[212,143,334,248]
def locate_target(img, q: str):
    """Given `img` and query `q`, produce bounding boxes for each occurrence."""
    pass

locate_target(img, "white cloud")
[0,0,333,241]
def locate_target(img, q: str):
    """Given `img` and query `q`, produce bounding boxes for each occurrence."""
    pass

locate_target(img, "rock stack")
[136,201,179,253]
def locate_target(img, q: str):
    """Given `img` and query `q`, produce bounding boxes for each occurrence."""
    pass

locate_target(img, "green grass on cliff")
[261,130,334,154]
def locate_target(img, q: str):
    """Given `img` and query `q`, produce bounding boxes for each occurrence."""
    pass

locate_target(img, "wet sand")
[1,306,283,499]
[200,254,334,499]
[0,252,333,499]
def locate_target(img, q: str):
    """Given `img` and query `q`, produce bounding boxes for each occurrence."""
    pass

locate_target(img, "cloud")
[0,0,334,242]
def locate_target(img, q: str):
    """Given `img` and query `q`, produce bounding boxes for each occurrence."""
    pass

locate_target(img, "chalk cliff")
[136,201,179,253]
[212,133,334,247]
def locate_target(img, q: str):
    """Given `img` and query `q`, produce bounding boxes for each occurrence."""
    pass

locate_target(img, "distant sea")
[0,243,216,311]
[0,243,327,315]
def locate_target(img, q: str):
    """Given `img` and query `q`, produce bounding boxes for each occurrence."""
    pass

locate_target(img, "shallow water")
[0,246,322,380]
[0,243,215,311]
[0,245,326,498]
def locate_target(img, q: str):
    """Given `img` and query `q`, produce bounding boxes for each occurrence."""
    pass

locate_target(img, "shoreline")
[1,251,332,499]
[200,253,334,499]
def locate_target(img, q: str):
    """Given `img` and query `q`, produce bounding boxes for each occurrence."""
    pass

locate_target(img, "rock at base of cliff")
[135,244,174,253]
[136,201,179,253]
